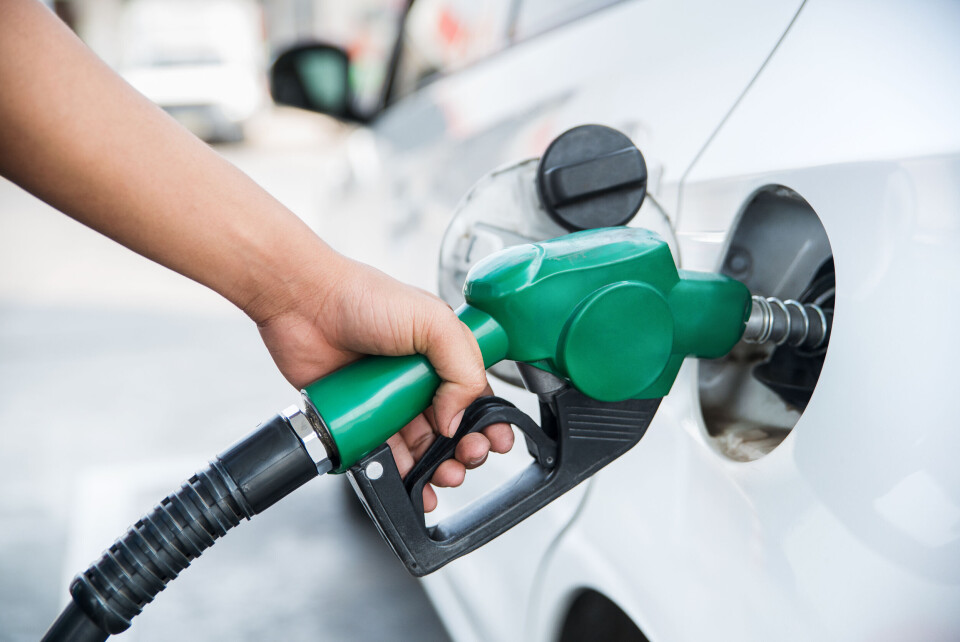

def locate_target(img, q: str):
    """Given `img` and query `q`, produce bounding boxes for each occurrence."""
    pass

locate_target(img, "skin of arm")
[0,0,513,511]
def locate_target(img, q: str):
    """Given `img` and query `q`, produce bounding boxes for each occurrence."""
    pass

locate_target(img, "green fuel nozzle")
[304,227,750,473]
[44,227,754,640]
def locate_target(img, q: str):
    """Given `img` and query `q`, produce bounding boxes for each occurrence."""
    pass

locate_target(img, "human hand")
[0,0,512,513]
[249,252,514,512]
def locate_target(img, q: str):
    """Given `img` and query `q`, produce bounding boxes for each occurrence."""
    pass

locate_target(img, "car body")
[276,0,960,639]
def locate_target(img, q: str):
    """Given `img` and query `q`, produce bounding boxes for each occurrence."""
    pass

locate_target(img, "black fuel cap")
[536,124,647,231]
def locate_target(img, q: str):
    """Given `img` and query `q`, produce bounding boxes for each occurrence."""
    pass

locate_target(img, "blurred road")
[0,109,450,641]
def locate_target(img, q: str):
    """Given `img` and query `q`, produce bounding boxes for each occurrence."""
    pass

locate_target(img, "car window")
[392,0,515,100]
[512,0,627,41]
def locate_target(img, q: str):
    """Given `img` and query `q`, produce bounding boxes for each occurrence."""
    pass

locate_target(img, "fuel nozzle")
[742,295,831,350]
[44,226,758,641]
[305,226,753,473]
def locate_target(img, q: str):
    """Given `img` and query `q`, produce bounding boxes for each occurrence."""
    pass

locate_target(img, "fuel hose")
[41,406,334,642]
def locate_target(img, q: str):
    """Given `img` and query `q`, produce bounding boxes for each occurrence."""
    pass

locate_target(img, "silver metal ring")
[756,296,771,343]
[282,405,333,475]
[767,297,790,345]
[746,295,774,344]
[811,304,829,349]
[784,299,808,347]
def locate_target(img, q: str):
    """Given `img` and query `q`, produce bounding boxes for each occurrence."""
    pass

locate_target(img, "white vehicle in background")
[270,0,960,640]
[119,0,263,143]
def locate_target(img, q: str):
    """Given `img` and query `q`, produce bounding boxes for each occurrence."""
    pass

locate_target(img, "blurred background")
[0,0,522,639]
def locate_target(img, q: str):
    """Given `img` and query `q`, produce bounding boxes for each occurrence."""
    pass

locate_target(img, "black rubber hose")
[42,602,108,642]
[42,413,320,641]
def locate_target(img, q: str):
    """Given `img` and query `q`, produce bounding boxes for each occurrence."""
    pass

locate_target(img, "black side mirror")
[270,43,368,124]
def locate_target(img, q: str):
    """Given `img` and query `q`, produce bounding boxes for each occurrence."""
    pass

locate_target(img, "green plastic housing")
[304,227,750,472]
[303,306,507,472]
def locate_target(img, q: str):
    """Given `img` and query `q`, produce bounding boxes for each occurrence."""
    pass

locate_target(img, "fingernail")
[468,453,488,467]
[447,409,465,437]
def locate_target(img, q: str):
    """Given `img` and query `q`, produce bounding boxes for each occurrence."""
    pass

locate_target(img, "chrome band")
[769,297,790,346]
[784,299,809,347]
[282,405,334,475]
[742,295,829,350]
[811,304,829,349]
[744,295,772,344]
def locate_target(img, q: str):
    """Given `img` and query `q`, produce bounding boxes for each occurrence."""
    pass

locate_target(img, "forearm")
[0,0,333,321]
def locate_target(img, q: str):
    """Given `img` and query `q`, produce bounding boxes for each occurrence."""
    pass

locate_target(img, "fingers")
[392,383,518,515]
[483,422,515,454]
[406,411,514,468]
[389,430,440,513]
[450,424,513,469]
[399,413,437,461]
[386,433,414,477]
[329,274,488,438]
[431,459,466,488]
[417,304,488,437]
[422,484,438,513]
[451,432,487,469]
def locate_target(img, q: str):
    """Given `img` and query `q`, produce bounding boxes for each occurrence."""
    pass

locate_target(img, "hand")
[251,253,514,512]
[0,0,512,512]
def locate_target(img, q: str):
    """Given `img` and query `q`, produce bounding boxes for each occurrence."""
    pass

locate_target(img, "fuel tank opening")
[699,185,835,461]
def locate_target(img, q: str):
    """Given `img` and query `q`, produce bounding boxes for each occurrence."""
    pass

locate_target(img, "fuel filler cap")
[536,124,647,231]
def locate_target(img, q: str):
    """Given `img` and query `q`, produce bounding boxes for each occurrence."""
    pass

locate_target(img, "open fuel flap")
[699,185,835,461]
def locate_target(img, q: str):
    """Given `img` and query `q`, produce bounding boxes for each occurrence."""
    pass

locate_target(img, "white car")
[272,0,960,640]
[119,0,263,142]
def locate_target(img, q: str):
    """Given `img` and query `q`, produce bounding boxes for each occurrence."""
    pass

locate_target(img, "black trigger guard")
[403,396,556,514]
[347,388,661,577]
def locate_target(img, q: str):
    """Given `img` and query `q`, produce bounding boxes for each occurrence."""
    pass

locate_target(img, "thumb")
[417,304,488,437]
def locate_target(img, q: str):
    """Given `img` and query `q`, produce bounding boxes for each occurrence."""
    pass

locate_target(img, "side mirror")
[270,44,368,124]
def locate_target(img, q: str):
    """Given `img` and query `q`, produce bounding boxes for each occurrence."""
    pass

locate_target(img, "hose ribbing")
[66,462,252,635]
[43,413,321,641]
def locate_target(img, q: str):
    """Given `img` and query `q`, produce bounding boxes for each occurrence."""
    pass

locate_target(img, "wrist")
[233,226,346,327]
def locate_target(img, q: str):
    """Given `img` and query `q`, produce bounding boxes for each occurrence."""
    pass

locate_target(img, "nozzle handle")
[402,396,556,515]
[347,389,661,576]
[303,306,508,472]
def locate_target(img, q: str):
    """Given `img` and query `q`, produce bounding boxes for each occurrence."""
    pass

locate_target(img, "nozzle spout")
[742,295,831,350]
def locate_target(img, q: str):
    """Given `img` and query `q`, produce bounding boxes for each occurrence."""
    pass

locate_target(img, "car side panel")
[531,2,960,640]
